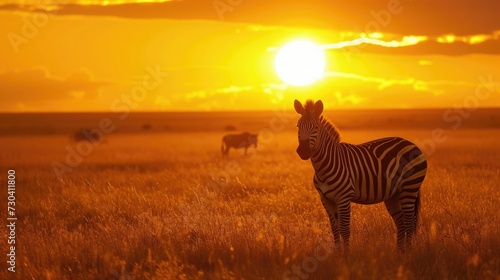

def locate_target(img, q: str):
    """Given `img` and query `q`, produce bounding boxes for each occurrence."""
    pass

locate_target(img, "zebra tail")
[414,191,421,235]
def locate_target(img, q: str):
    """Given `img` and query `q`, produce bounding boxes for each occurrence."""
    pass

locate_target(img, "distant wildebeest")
[294,99,427,253]
[73,129,103,143]
[221,132,258,156]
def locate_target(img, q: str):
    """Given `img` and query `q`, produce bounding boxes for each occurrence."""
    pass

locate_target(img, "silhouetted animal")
[221,132,258,156]
[73,129,103,143]
[294,99,427,253]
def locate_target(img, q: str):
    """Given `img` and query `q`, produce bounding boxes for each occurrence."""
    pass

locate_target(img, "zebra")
[294,99,427,252]
[221,132,258,156]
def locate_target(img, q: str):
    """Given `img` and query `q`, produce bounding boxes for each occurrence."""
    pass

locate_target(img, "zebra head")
[294,99,324,160]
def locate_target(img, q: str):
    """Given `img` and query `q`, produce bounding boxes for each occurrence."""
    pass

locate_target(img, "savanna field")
[0,110,499,279]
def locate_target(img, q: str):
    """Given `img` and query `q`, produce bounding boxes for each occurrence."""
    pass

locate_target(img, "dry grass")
[0,128,499,279]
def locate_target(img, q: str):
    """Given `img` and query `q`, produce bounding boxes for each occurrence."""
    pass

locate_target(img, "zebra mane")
[320,115,341,143]
[304,100,315,115]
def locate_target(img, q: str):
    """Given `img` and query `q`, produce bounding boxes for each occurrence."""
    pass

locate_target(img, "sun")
[274,40,326,86]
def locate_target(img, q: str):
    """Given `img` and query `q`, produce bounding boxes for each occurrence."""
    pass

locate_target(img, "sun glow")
[274,40,326,86]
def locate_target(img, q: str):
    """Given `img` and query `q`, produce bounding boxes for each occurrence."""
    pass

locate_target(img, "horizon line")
[1,106,500,114]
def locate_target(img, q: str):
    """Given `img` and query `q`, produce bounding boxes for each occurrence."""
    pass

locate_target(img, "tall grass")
[0,129,498,279]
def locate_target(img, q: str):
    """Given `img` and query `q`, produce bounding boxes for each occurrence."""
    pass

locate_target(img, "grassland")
[0,110,499,279]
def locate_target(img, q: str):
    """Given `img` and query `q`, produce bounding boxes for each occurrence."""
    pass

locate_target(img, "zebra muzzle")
[296,140,311,160]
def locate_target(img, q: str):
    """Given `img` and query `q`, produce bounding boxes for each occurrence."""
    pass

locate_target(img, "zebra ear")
[314,100,324,115]
[294,99,305,115]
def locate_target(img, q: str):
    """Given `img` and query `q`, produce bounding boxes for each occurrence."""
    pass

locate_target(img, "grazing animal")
[221,132,258,156]
[294,99,427,252]
[73,129,103,143]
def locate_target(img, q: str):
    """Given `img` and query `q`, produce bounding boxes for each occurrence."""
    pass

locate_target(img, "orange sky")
[1,0,499,112]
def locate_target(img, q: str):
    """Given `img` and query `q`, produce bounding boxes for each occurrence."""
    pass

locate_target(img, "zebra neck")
[310,117,341,174]
[311,127,339,162]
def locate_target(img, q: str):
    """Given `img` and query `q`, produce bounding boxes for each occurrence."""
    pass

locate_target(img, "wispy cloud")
[323,31,500,50]
[435,32,500,44]
[265,31,500,55]
[322,35,428,49]
[325,71,476,96]
[0,68,107,103]
[330,91,365,106]
[1,0,499,36]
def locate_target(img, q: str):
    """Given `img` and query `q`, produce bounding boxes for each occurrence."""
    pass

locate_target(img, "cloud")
[331,92,366,106]
[299,31,500,56]
[163,82,288,110]
[150,69,500,110]
[1,0,499,36]
[0,68,107,104]
[325,71,477,96]
[4,1,500,56]
[154,66,233,103]
[327,32,500,56]
[322,35,428,49]
[310,71,500,109]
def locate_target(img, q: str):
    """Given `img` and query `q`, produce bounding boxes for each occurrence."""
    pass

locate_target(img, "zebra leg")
[399,186,420,249]
[320,196,341,248]
[338,203,351,254]
[384,193,406,251]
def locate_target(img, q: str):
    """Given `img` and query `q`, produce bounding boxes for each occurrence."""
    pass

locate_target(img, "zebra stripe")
[294,99,427,252]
